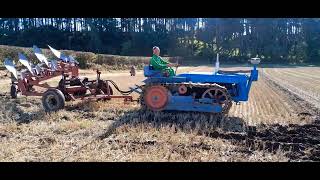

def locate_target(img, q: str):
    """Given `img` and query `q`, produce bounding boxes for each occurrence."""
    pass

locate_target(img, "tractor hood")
[177,72,249,84]
[181,71,215,75]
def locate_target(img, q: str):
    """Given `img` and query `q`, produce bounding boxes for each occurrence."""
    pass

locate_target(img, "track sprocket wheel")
[143,85,168,111]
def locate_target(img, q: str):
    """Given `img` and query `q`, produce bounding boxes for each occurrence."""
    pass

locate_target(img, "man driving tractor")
[150,46,178,77]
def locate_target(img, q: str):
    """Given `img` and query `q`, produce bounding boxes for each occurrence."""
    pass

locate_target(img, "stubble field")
[0,65,319,162]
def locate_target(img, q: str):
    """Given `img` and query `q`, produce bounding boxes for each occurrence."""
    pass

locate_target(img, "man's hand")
[168,63,179,67]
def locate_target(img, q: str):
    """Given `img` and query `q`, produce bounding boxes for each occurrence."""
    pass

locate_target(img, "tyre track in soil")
[200,74,320,161]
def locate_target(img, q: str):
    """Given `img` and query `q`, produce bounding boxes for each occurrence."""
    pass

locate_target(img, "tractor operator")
[150,46,178,77]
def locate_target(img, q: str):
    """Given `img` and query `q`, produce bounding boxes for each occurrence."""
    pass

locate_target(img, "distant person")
[130,65,136,76]
[150,46,178,77]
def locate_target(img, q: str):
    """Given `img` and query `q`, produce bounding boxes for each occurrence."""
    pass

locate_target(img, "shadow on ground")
[0,93,46,124]
[96,108,320,162]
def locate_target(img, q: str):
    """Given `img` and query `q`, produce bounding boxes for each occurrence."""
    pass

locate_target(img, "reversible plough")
[4,45,135,112]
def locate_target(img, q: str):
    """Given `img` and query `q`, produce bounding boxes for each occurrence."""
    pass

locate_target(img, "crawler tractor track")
[140,82,233,114]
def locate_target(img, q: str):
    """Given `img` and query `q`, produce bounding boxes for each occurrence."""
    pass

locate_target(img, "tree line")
[0,18,319,64]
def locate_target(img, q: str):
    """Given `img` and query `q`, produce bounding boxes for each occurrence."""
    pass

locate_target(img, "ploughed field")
[0,65,319,162]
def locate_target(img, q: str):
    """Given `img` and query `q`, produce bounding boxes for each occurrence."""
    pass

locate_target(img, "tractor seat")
[144,65,162,77]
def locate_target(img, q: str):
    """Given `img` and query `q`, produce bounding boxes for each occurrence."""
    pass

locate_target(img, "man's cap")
[153,46,160,50]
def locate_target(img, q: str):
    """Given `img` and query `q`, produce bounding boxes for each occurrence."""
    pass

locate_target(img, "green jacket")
[150,54,169,70]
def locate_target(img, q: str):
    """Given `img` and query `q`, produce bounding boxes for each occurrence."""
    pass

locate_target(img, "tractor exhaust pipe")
[214,53,219,74]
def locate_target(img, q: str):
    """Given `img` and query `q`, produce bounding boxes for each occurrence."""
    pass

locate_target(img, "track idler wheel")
[144,85,168,111]
[42,89,65,112]
[201,86,232,114]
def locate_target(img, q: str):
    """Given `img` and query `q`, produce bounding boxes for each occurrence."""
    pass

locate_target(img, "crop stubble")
[0,66,320,161]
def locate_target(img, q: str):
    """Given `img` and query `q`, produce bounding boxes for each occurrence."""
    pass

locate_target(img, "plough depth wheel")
[100,81,114,95]
[42,89,65,112]
[10,84,18,98]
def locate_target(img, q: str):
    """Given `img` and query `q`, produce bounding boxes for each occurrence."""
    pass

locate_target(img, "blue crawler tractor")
[139,57,260,114]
